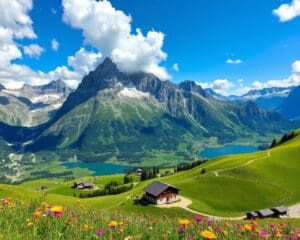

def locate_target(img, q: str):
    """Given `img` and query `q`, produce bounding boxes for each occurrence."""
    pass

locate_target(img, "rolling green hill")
[0,129,299,218]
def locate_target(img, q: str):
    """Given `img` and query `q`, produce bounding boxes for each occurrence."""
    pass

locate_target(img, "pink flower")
[96,229,104,236]
[194,214,203,222]
[54,211,63,218]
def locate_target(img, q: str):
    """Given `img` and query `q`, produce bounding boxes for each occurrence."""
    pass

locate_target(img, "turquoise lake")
[199,145,258,159]
[61,162,130,176]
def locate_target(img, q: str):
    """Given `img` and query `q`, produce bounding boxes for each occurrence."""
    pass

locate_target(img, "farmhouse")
[143,181,179,205]
[72,181,94,190]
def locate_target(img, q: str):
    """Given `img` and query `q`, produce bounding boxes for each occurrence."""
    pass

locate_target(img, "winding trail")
[214,150,271,177]
[158,150,300,219]
[157,196,244,220]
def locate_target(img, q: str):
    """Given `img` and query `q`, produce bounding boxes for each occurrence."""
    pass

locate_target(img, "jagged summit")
[179,80,209,98]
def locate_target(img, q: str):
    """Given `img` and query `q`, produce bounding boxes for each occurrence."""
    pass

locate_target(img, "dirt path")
[157,196,300,220]
[288,203,300,218]
[157,196,244,220]
[214,150,271,177]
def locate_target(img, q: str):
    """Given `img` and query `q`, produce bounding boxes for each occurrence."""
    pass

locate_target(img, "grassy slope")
[0,129,299,219]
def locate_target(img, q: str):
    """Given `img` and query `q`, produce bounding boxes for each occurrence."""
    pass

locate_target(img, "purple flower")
[261,229,268,238]
[207,219,213,226]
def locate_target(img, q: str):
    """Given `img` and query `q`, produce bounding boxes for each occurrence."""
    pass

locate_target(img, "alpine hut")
[143,181,179,205]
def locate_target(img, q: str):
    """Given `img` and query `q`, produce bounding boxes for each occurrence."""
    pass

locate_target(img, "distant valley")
[0,58,299,183]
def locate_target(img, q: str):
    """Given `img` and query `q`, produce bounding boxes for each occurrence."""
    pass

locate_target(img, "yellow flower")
[51,205,63,213]
[178,219,190,228]
[200,230,217,240]
[108,221,118,228]
[223,230,228,236]
[26,221,34,227]
[124,237,132,240]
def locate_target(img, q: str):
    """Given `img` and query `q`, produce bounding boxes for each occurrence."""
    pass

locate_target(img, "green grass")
[1,129,300,220]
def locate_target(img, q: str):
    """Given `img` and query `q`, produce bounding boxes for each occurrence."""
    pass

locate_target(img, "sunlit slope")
[0,130,299,217]
[162,129,300,216]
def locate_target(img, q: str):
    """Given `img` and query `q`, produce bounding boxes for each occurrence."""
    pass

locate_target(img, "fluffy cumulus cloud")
[0,0,81,89]
[23,44,44,58]
[247,61,300,90]
[226,58,243,64]
[197,79,235,96]
[273,0,300,22]
[68,48,102,76]
[62,0,170,80]
[51,38,59,51]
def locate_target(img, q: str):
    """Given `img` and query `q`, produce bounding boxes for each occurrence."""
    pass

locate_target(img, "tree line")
[270,131,296,149]
[175,159,207,172]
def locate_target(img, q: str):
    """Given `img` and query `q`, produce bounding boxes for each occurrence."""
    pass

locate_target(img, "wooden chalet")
[143,181,179,205]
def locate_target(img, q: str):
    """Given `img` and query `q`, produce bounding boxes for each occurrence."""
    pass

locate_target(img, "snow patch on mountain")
[118,87,150,99]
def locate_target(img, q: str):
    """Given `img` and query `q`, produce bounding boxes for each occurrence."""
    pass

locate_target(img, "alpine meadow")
[0,0,300,239]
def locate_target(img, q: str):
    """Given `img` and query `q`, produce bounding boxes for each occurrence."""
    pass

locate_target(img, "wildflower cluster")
[0,198,299,240]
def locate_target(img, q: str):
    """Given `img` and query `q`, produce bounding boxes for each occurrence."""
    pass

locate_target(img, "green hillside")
[0,129,299,218]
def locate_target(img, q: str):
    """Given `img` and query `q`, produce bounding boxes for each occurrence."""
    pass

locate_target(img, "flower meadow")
[0,198,299,240]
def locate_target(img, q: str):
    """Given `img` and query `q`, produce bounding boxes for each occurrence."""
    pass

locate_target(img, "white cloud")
[172,63,179,72]
[273,0,300,22]
[230,60,300,96]
[51,38,59,51]
[197,79,235,96]
[0,0,36,39]
[23,44,44,58]
[68,48,102,76]
[226,58,243,64]
[62,0,170,80]
[0,0,81,89]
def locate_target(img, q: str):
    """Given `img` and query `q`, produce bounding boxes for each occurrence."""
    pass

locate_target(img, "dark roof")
[256,209,274,217]
[272,206,288,213]
[246,211,258,217]
[143,181,179,197]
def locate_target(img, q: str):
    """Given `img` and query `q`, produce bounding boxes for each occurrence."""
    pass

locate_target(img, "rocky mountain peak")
[179,80,208,97]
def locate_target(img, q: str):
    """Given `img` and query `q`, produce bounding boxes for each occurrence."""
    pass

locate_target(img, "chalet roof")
[143,181,179,197]
[246,211,258,217]
[256,209,274,217]
[272,206,288,213]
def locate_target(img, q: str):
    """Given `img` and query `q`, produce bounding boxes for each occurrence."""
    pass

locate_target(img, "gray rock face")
[0,80,72,126]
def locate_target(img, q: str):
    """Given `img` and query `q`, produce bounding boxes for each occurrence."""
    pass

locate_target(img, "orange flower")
[108,221,118,228]
[33,211,41,219]
[242,224,252,232]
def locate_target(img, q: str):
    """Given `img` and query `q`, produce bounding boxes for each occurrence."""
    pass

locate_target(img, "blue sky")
[2,0,300,95]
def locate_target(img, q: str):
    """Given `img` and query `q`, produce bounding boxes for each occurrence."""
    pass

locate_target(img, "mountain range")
[17,58,293,164]
[0,80,71,127]
[0,58,298,182]
[218,86,300,120]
